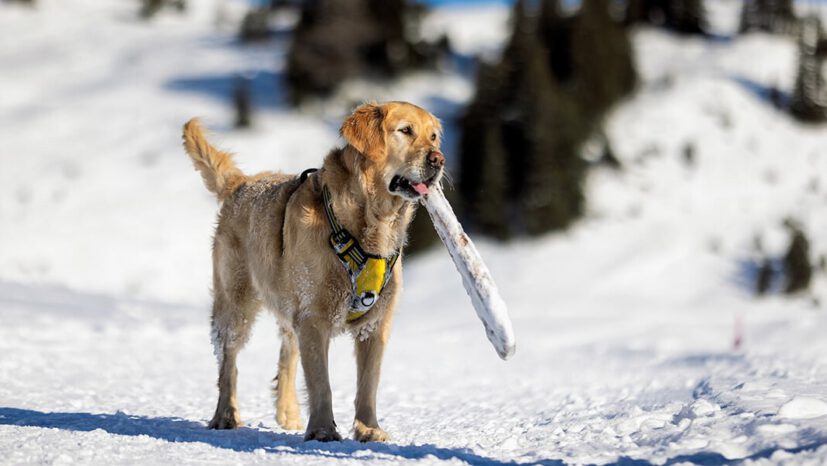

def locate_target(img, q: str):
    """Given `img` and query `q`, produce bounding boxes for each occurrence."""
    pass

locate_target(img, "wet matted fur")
[182,102,445,442]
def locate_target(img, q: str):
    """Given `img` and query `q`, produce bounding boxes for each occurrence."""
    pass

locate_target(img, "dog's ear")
[341,103,386,161]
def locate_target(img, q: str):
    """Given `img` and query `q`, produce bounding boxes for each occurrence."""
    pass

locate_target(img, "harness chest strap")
[320,183,399,322]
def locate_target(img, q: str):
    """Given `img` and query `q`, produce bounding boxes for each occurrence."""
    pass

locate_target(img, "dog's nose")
[427,150,445,168]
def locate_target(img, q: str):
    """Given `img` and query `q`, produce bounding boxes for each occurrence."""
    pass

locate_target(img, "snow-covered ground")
[1,0,826,464]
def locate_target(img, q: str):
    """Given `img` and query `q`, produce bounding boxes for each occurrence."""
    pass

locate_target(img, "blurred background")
[2,0,826,302]
[2,0,827,464]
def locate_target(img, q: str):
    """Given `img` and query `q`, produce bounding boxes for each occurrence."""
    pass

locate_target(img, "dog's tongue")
[411,181,429,196]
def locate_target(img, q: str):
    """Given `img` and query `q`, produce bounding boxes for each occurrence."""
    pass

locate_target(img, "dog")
[182,102,444,442]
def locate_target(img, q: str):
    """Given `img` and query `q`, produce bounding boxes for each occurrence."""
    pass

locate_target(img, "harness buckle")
[330,230,354,254]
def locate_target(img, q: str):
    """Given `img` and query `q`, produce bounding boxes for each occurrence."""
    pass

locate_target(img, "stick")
[420,186,516,360]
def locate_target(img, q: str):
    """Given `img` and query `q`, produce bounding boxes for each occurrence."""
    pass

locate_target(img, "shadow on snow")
[0,407,560,466]
[165,70,285,109]
[1,407,825,465]
[729,75,790,109]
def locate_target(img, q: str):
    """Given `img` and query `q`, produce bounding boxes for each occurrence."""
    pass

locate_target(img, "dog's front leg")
[298,319,341,441]
[352,310,394,442]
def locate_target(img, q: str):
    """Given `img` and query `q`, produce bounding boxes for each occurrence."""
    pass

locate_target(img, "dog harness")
[319,183,399,322]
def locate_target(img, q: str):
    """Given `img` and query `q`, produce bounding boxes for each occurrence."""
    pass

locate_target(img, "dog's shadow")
[0,407,559,465]
[2,407,825,466]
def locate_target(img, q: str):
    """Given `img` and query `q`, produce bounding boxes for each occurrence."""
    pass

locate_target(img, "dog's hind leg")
[274,325,303,431]
[209,293,257,429]
[208,236,259,430]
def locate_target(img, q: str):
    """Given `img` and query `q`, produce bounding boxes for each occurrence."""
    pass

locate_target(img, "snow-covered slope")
[1,1,826,465]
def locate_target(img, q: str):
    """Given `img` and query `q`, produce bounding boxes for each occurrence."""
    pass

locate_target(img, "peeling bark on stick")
[420,186,516,360]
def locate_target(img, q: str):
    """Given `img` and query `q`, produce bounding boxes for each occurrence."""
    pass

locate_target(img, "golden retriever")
[182,102,444,442]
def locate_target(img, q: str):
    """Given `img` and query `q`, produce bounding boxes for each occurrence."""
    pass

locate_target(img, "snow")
[419,3,511,60]
[421,185,516,360]
[2,0,827,465]
[778,397,827,419]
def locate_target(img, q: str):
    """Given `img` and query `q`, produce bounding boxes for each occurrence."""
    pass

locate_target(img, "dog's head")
[341,101,444,201]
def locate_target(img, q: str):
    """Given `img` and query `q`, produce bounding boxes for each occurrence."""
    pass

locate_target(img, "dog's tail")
[182,118,245,201]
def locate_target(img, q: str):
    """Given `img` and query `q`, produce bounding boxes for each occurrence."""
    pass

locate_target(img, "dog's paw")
[276,412,303,431]
[353,419,390,443]
[208,409,242,430]
[303,425,342,442]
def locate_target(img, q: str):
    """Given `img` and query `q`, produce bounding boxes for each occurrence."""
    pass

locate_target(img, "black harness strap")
[322,184,400,315]
[300,167,318,183]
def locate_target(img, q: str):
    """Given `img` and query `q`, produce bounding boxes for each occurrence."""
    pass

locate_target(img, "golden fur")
[182,102,444,442]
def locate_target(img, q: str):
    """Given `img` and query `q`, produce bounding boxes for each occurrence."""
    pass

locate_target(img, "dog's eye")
[430,133,437,142]
[398,126,413,136]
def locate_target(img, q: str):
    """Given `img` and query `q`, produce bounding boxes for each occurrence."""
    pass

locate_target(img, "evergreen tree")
[571,0,637,120]
[740,0,797,34]
[495,0,536,202]
[625,0,656,26]
[285,0,444,105]
[790,17,827,122]
[140,0,164,18]
[366,0,408,72]
[755,257,773,295]
[233,77,252,129]
[520,81,587,234]
[625,0,706,35]
[457,0,637,239]
[599,137,622,170]
[240,8,271,42]
[474,124,512,239]
[286,0,378,103]
[539,0,574,84]
[458,63,510,239]
[818,37,827,58]
[508,16,587,234]
[783,226,812,294]
[139,0,185,19]
[459,0,536,238]
[666,0,706,34]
